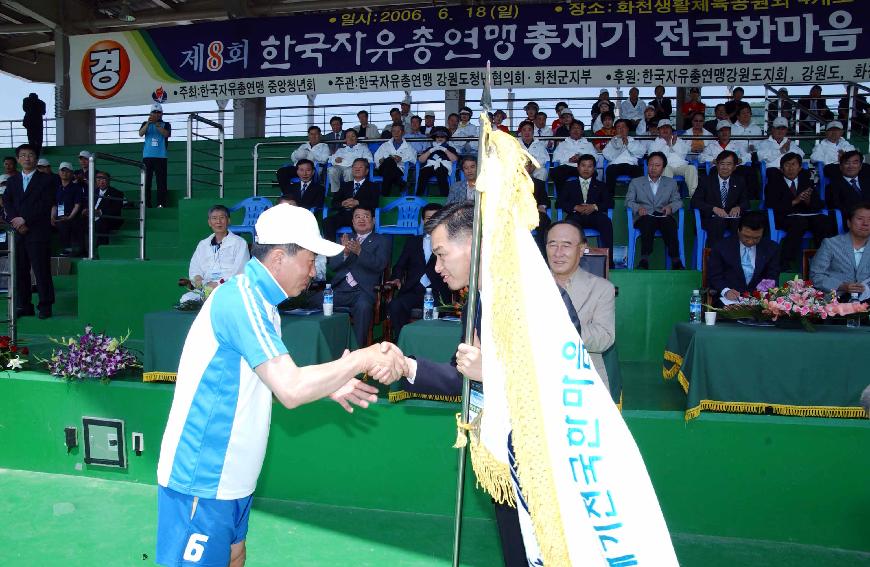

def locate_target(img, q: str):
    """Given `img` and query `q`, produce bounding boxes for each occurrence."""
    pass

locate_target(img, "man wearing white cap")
[156,204,407,567]
[647,119,699,196]
[699,120,750,166]
[757,117,804,183]
[52,162,85,256]
[400,95,413,130]
[74,150,93,188]
[810,120,856,180]
[138,102,171,208]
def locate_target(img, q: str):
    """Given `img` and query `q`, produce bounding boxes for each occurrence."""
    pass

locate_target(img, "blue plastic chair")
[376,197,428,236]
[834,209,845,234]
[815,161,828,199]
[229,197,272,237]
[370,160,411,189]
[556,208,614,245]
[626,207,686,269]
[767,208,827,246]
[603,157,635,187]
[414,161,456,196]
[692,208,731,269]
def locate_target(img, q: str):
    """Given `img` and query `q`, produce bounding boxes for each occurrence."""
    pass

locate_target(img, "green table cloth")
[663,321,869,420]
[392,319,623,406]
[143,310,355,382]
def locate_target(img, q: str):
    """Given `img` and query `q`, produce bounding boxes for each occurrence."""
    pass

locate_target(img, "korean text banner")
[69,0,869,109]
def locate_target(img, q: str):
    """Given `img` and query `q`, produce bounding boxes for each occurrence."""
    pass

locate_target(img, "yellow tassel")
[143,372,177,383]
[388,389,461,404]
[453,412,470,449]
[684,400,864,420]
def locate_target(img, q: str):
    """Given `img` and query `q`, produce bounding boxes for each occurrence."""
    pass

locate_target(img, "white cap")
[424,110,435,118]
[79,150,92,158]
[59,161,74,171]
[599,88,608,94]
[771,117,788,129]
[657,118,673,128]
[826,120,843,130]
[0,174,9,184]
[37,158,50,166]
[716,120,733,131]
[401,95,412,105]
[150,102,163,112]
[559,107,574,116]
[254,204,345,256]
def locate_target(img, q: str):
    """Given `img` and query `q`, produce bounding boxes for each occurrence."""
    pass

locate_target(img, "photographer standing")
[139,103,171,208]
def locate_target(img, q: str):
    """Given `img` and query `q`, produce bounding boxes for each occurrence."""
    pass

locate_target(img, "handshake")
[328,342,410,414]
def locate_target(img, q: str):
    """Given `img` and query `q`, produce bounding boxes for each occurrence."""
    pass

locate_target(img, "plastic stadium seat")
[228,197,272,237]
[556,208,614,244]
[375,197,428,236]
[414,161,456,196]
[626,207,686,269]
[767,208,827,247]
[369,161,411,192]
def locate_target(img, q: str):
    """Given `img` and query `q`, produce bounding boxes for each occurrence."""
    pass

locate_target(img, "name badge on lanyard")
[57,204,65,217]
[468,381,484,422]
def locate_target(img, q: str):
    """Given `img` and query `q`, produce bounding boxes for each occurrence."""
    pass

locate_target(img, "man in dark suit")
[797,84,834,133]
[322,116,344,154]
[764,152,832,270]
[692,150,750,246]
[826,150,870,219]
[82,171,125,247]
[556,153,614,262]
[280,159,324,211]
[322,207,391,347]
[323,158,380,241]
[385,204,449,340]
[649,85,672,122]
[3,144,55,318]
[708,212,781,307]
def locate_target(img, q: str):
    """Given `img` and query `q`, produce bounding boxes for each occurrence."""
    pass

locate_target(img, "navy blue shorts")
[156,485,252,567]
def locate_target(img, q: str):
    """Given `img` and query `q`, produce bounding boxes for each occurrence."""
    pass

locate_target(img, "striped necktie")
[720,180,729,204]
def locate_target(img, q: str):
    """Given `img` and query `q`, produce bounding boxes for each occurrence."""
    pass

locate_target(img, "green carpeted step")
[95,244,140,260]
[146,246,183,260]
[16,315,87,338]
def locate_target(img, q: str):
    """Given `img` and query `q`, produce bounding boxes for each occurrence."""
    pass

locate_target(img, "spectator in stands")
[533,111,554,149]
[546,220,615,388]
[757,117,804,186]
[327,128,373,192]
[280,159,324,210]
[517,121,550,183]
[454,106,479,154]
[417,126,458,196]
[22,93,45,156]
[731,103,763,156]
[839,92,869,136]
[550,121,597,195]
[554,107,575,138]
[323,116,344,154]
[810,202,870,299]
[422,111,436,134]
[36,158,59,187]
[620,87,645,131]
[635,105,658,136]
[492,110,510,133]
[826,150,870,218]
[446,112,460,135]
[798,84,834,133]
[764,152,831,271]
[680,87,705,127]
[591,101,613,132]
[400,95,413,130]
[810,121,856,180]
[707,212,781,306]
[625,152,684,270]
[724,86,745,121]
[523,101,539,123]
[591,89,611,123]
[552,102,569,131]
[138,102,171,208]
[699,120,750,166]
[82,171,125,245]
[405,116,430,154]
[602,119,645,193]
[181,205,250,302]
[648,119,699,196]
[686,112,714,155]
[639,122,660,154]
[447,156,477,204]
[353,110,380,139]
[277,125,330,192]
[592,112,616,152]
[692,150,749,246]
[51,162,84,257]
[386,203,450,340]
[74,150,93,188]
[523,155,553,252]
[324,158,379,241]
[374,123,417,196]
[556,154,614,264]
[649,85,672,121]
[322,206,392,347]
[705,103,729,134]
[767,87,794,124]
[380,107,403,139]
[3,156,16,176]
[4,143,54,318]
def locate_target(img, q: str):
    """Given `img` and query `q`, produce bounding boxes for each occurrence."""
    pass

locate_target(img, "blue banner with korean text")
[69,0,869,109]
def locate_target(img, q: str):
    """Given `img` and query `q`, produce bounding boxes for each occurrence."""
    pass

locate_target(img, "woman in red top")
[593,112,616,151]
[491,110,510,133]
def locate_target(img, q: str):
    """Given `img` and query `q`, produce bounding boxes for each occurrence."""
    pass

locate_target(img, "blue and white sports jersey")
[157,258,289,500]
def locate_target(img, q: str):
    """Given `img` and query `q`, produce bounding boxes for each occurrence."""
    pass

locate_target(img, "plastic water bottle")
[423,287,435,320]
[847,293,861,329]
[689,289,702,324]
[322,284,333,316]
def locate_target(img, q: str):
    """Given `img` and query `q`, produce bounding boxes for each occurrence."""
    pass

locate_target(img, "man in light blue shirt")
[139,102,171,208]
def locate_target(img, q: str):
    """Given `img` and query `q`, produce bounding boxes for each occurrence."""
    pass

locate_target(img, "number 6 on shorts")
[183,533,209,562]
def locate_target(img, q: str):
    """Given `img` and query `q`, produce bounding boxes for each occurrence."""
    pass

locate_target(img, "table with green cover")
[663,321,869,420]
[143,310,355,382]
[391,319,623,406]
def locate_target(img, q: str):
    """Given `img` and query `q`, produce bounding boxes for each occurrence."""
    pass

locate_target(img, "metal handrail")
[88,153,146,260]
[762,84,834,141]
[0,227,16,342]
[186,113,225,199]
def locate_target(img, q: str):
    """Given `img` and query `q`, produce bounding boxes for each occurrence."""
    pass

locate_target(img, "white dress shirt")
[328,142,374,167]
[520,139,551,181]
[647,136,690,167]
[810,138,856,165]
[188,231,250,284]
[291,142,330,165]
[730,120,763,152]
[374,139,417,167]
[620,99,646,121]
[756,136,805,170]
[553,137,598,165]
[603,136,646,166]
[453,122,479,153]
[699,140,750,165]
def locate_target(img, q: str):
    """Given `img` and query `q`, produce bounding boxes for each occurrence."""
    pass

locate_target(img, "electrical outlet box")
[82,417,126,468]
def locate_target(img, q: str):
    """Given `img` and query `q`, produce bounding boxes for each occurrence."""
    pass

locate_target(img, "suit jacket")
[92,185,125,232]
[328,231,391,302]
[3,170,56,241]
[810,233,870,294]
[390,235,450,303]
[625,176,682,223]
[650,97,672,121]
[557,176,613,215]
[826,170,870,216]
[330,179,380,213]
[691,174,750,220]
[797,96,834,123]
[446,180,474,205]
[708,236,781,296]
[283,181,325,210]
[322,130,344,153]
[764,170,825,224]
[561,267,615,389]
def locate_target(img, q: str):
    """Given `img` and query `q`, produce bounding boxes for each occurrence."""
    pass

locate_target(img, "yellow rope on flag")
[143,371,177,383]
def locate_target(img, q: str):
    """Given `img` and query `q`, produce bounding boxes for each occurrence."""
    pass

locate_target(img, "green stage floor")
[3,469,868,567]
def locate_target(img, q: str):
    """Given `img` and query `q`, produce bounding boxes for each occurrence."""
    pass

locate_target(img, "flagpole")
[452,61,493,567]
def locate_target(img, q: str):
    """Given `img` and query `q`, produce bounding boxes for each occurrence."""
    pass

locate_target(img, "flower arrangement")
[175,277,223,311]
[437,287,469,317]
[45,326,140,381]
[713,276,868,331]
[0,335,28,372]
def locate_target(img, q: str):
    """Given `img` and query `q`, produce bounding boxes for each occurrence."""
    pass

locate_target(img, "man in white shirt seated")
[517,121,550,183]
[405,115,431,154]
[180,205,250,303]
[810,120,857,180]
[327,128,374,192]
[620,87,645,131]
[602,119,645,193]
[757,117,805,186]
[533,111,554,147]
[353,110,380,139]
[277,126,330,192]
[550,120,598,196]
[373,123,417,196]
[730,103,763,155]
[647,119,699,196]
[699,120,751,166]
[453,106,479,154]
